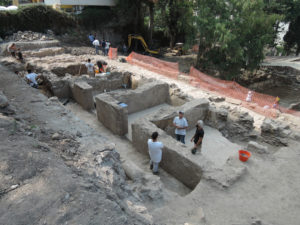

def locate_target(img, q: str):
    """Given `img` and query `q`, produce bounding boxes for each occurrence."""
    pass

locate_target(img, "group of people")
[148,111,204,175]
[89,34,111,56]
[85,58,107,77]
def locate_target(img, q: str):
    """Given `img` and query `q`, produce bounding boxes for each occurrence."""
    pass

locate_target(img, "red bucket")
[239,150,251,162]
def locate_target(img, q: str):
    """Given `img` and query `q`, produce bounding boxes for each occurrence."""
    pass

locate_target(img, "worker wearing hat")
[173,110,188,144]
[190,120,204,154]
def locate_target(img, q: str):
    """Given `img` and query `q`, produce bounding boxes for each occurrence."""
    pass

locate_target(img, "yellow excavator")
[128,34,160,56]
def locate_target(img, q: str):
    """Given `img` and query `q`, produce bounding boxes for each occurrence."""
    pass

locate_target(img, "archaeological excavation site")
[0,30,300,225]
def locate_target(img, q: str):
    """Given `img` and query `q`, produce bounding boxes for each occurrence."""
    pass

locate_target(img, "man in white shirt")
[92,38,100,55]
[173,111,188,144]
[85,59,95,77]
[25,69,40,88]
[148,132,163,175]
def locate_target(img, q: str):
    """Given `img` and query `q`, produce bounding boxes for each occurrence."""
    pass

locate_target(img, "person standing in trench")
[148,132,164,175]
[190,120,205,154]
[173,111,188,144]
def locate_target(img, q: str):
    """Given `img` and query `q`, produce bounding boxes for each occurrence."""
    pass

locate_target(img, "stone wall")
[23,47,65,58]
[95,93,128,136]
[150,99,209,136]
[131,119,202,189]
[0,40,61,56]
[108,81,170,114]
[71,82,94,110]
[75,71,123,95]
[205,104,254,141]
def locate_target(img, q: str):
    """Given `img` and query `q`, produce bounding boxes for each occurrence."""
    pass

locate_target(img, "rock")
[291,132,300,140]
[76,131,82,137]
[119,58,127,63]
[226,97,242,105]
[209,96,225,102]
[37,142,51,152]
[224,109,254,140]
[261,119,290,146]
[247,141,269,154]
[52,132,60,140]
[251,219,262,225]
[0,91,9,108]
[49,96,59,102]
[288,102,300,111]
[0,105,16,115]
[205,105,228,130]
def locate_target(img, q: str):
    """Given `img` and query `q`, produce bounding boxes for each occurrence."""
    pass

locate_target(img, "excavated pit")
[0,46,253,196]
[38,65,247,192]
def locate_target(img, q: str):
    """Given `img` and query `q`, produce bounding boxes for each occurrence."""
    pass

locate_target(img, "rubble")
[6,30,55,42]
[288,102,300,111]
[0,90,9,108]
[261,119,291,146]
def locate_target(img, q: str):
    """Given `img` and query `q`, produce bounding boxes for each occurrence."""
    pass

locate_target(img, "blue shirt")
[88,35,95,42]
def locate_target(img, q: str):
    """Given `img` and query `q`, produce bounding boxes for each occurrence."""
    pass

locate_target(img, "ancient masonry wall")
[108,81,170,114]
[95,93,128,136]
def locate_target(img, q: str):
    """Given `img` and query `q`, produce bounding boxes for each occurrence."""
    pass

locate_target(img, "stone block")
[109,81,169,114]
[0,91,9,108]
[247,141,269,154]
[95,93,128,136]
[72,82,93,110]
[261,119,290,146]
[226,98,242,105]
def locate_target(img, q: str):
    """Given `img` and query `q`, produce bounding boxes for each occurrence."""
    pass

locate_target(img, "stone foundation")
[71,82,94,110]
[95,93,128,136]
[108,81,170,114]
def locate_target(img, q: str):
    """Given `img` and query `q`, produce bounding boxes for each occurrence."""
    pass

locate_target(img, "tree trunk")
[148,2,154,46]
[168,0,177,48]
[134,0,142,33]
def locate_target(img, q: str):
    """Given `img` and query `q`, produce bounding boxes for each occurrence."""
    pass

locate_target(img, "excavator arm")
[128,34,159,55]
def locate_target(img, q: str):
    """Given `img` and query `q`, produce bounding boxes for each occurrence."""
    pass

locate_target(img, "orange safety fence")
[108,47,118,60]
[123,51,299,118]
[189,67,300,118]
[126,52,179,79]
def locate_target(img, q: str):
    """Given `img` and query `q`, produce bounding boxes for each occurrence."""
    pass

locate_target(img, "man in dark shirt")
[190,120,204,154]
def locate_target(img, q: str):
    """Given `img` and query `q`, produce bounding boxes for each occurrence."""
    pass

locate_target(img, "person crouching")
[190,120,205,154]
[148,132,164,175]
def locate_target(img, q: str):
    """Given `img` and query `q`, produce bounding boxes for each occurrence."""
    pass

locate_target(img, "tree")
[0,0,11,7]
[194,0,279,79]
[155,0,195,48]
[264,0,300,55]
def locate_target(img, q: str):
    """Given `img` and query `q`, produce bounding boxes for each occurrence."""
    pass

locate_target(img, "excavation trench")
[46,70,245,193]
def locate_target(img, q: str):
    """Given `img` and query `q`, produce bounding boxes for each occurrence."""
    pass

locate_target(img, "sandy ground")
[186,126,240,168]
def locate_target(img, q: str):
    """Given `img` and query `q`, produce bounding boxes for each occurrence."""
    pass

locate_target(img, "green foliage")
[194,0,280,79]
[154,0,195,47]
[0,5,76,38]
[77,6,113,30]
[264,0,300,55]
[0,0,11,7]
